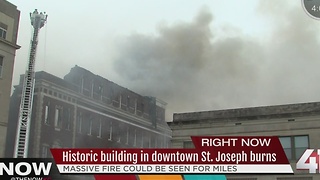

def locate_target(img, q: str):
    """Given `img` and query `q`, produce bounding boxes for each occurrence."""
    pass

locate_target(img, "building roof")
[171,101,320,123]
[35,70,79,92]
[15,66,169,127]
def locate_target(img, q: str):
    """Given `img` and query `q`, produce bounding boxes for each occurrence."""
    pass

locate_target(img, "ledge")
[0,38,20,49]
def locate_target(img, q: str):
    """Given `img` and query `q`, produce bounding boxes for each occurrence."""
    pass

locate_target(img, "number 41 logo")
[296,149,320,173]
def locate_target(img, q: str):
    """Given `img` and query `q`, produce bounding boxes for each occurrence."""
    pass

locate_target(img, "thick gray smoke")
[113,3,320,121]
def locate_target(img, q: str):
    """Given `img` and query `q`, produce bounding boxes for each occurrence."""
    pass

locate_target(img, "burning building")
[6,65,171,158]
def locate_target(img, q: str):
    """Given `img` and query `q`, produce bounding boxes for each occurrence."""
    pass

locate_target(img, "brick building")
[0,0,20,157]
[6,65,171,158]
[168,102,320,180]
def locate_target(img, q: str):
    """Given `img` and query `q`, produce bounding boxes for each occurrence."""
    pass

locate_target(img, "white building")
[168,102,320,180]
[0,0,20,157]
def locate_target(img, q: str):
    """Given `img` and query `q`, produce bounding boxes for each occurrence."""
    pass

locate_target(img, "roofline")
[173,101,320,122]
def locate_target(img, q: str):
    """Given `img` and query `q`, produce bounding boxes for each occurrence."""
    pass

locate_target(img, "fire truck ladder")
[14,9,48,158]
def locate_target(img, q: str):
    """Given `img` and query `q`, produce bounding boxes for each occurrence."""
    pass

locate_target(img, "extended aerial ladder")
[14,9,48,158]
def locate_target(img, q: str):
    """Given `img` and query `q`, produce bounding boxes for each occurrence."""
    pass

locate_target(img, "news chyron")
[2,136,319,180]
[50,136,294,175]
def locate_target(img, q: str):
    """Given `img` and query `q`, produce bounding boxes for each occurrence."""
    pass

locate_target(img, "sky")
[7,0,320,121]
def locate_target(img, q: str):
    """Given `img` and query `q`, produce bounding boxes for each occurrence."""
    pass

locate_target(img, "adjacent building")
[0,0,20,158]
[6,65,171,158]
[168,102,320,180]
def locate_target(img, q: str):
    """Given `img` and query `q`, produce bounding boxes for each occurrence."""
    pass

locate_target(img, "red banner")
[50,136,293,174]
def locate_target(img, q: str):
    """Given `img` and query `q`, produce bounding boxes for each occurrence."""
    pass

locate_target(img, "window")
[134,99,137,114]
[0,27,6,39]
[127,96,130,107]
[41,145,50,158]
[279,135,309,160]
[136,131,142,147]
[155,138,157,148]
[98,85,103,100]
[134,129,137,147]
[141,132,144,148]
[54,107,62,130]
[52,140,62,148]
[77,112,83,133]
[108,122,113,140]
[98,85,103,93]
[88,119,92,135]
[116,124,121,143]
[183,141,195,148]
[141,103,144,113]
[110,89,114,101]
[97,119,102,138]
[119,94,122,108]
[91,82,94,97]
[126,127,129,145]
[0,56,3,78]
[158,137,163,148]
[164,138,169,148]
[66,108,71,130]
[44,104,49,124]
[80,77,84,94]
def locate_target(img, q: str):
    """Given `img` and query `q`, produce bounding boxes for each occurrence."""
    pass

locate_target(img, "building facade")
[168,102,320,180]
[6,65,171,158]
[0,0,20,158]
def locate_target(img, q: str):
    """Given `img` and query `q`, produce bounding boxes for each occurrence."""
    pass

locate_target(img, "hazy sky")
[8,0,320,121]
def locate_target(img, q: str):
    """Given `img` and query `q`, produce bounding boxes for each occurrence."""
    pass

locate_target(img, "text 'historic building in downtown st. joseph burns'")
[6,65,172,158]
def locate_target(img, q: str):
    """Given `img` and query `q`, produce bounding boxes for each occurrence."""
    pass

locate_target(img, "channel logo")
[0,162,52,176]
[0,158,59,180]
[297,149,320,173]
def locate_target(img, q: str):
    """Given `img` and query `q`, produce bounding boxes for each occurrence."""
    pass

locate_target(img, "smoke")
[256,1,320,104]
[113,2,320,121]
